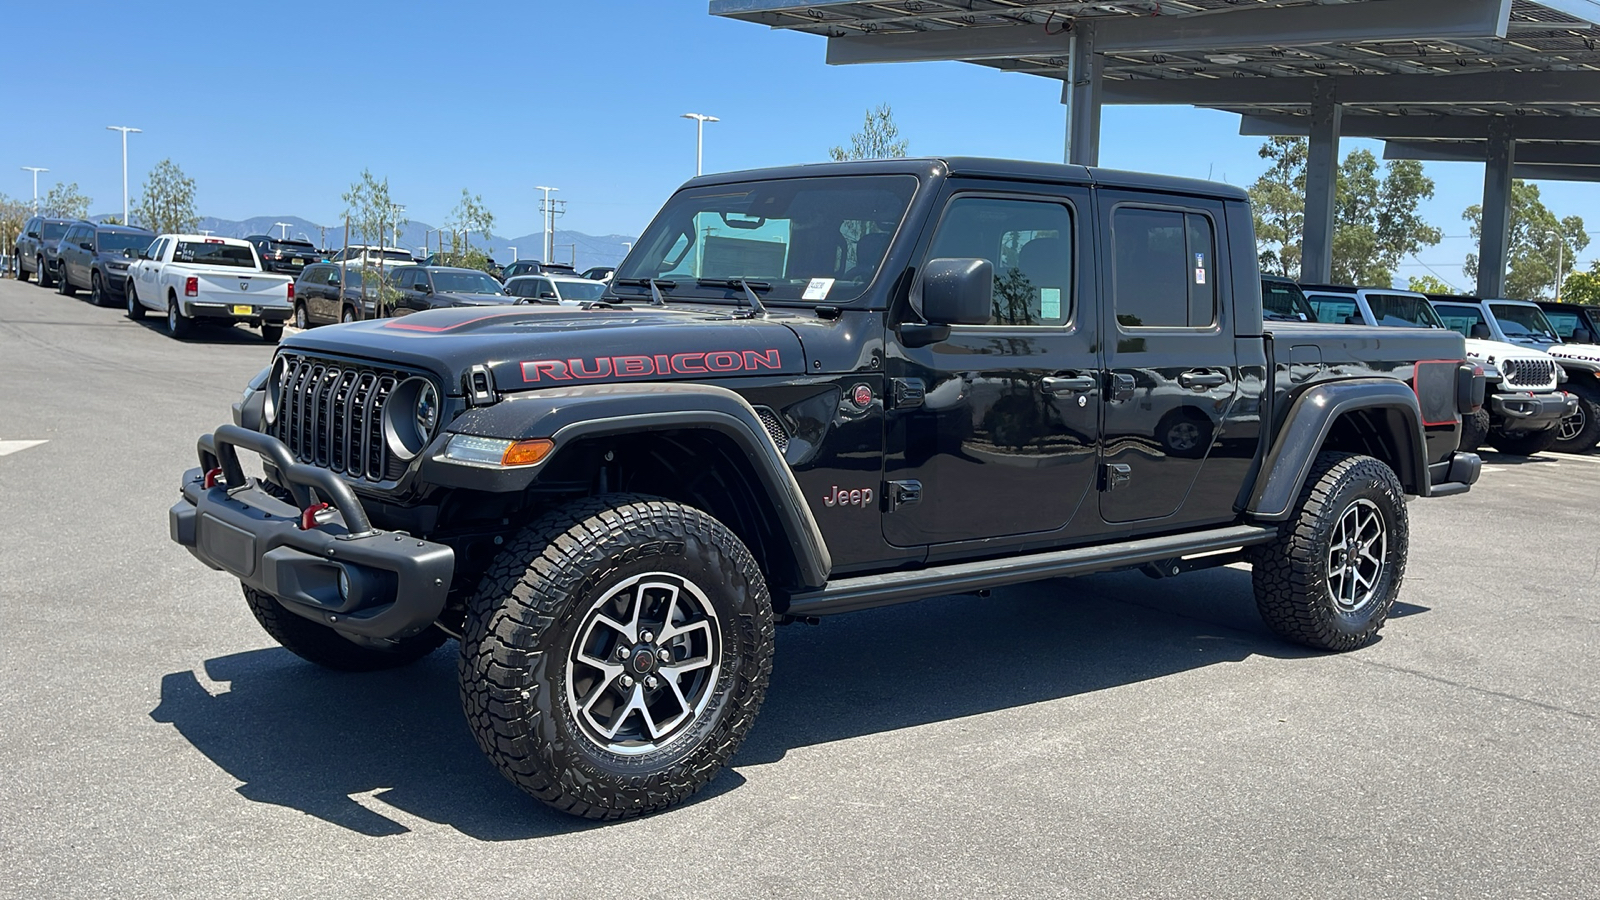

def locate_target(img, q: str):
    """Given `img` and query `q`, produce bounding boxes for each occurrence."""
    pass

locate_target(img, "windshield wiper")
[612,277,673,307]
[696,278,769,317]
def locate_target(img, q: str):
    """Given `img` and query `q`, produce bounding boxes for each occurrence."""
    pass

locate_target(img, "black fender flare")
[1246,379,1430,522]
[421,383,833,589]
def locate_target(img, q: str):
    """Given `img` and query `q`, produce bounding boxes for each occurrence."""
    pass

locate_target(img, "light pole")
[536,186,559,263]
[21,167,48,213]
[106,126,141,224]
[680,113,719,176]
[1545,229,1565,302]
[508,246,517,262]
[273,221,292,240]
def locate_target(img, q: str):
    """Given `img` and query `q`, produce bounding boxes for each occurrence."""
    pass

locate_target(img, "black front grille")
[271,354,407,482]
[1503,358,1556,388]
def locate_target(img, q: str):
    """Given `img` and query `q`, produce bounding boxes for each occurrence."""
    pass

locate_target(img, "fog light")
[338,568,351,601]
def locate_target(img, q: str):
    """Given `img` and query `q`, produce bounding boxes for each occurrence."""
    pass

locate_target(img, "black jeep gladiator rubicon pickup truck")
[171,158,1482,820]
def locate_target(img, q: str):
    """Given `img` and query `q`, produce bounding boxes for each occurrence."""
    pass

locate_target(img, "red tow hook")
[202,467,224,489]
[299,502,331,531]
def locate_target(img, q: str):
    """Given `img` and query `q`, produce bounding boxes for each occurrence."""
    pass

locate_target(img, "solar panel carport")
[710,0,1600,298]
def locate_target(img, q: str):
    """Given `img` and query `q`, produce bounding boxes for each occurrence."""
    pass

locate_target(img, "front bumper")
[1488,390,1577,430]
[169,424,454,640]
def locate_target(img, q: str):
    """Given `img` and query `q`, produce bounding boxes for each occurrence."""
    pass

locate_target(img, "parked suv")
[388,265,514,314]
[53,223,156,305]
[499,259,579,280]
[1304,285,1573,455]
[330,244,416,271]
[12,216,84,287]
[171,157,1482,821]
[290,263,380,328]
[246,235,320,275]
[504,273,609,305]
[1537,301,1600,345]
[1429,295,1600,452]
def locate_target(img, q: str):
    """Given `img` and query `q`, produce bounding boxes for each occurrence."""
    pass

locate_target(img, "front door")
[884,186,1101,547]
[1097,194,1240,525]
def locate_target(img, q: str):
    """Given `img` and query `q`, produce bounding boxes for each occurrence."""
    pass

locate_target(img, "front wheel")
[1458,407,1490,453]
[1251,452,1409,652]
[243,585,446,671]
[1490,425,1559,457]
[57,265,75,296]
[36,257,54,288]
[12,256,26,281]
[1554,383,1600,453]
[459,495,774,820]
[261,323,283,344]
[90,272,106,306]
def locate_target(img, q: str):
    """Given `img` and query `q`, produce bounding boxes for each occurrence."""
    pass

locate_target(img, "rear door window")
[1111,207,1216,329]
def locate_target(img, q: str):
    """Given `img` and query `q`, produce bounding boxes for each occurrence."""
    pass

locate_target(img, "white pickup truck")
[124,234,294,343]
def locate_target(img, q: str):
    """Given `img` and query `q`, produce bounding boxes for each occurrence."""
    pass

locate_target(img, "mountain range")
[92,213,635,271]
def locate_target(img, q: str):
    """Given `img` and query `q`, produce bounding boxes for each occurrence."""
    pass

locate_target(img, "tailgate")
[195,271,293,306]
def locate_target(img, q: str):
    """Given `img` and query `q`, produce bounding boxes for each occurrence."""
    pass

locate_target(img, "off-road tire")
[261,323,284,344]
[1554,382,1600,454]
[166,294,193,339]
[242,584,446,671]
[1458,407,1490,453]
[459,494,774,820]
[1490,425,1560,457]
[126,280,146,319]
[1251,452,1408,652]
[37,257,54,288]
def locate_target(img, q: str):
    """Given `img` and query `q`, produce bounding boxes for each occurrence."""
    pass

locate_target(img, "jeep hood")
[278,304,806,393]
[1463,338,1554,363]
[1547,343,1600,365]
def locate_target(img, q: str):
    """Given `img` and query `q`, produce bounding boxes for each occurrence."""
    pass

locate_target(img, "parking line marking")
[0,439,47,457]
[1547,452,1600,465]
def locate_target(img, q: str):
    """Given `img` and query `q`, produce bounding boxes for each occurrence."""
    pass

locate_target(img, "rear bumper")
[184,299,293,323]
[1488,390,1576,430]
[169,424,454,640]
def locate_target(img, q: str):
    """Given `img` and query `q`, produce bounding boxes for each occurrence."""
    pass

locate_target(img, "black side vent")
[753,407,790,453]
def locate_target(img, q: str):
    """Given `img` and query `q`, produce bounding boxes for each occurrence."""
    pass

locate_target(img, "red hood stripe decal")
[383,310,531,333]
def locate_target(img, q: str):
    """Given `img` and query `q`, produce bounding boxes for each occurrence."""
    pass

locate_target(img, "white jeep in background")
[1301,285,1575,455]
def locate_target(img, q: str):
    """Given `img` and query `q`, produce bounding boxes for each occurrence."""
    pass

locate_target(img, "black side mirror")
[1470,323,1491,339]
[26,231,39,239]
[80,241,94,251]
[919,257,994,325]
[539,291,558,300]
[122,248,135,259]
[418,282,432,294]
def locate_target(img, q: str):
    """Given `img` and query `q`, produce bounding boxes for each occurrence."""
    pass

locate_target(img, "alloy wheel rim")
[564,572,722,756]
[1326,498,1386,614]
[169,303,179,333]
[1559,406,1586,442]
[296,306,306,329]
[91,276,100,303]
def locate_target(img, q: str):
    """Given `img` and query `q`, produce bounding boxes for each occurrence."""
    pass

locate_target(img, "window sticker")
[1195,269,1206,285]
[1040,287,1062,320]
[802,277,835,301]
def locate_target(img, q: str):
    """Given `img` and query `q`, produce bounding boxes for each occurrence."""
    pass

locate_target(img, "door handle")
[1179,370,1228,390]
[1041,375,1098,395]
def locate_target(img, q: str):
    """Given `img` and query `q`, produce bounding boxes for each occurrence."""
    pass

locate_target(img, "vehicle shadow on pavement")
[149,565,1409,840]
[130,318,277,345]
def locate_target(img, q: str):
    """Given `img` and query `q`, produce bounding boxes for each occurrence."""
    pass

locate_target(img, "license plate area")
[231,304,253,315]
[292,258,304,265]
[198,513,257,577]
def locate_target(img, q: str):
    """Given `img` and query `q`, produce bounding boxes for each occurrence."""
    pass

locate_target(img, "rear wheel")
[243,585,446,671]
[1251,452,1408,651]
[1490,425,1560,457]
[166,294,193,339]
[126,280,146,319]
[261,323,283,344]
[459,495,774,819]
[341,306,356,324]
[1554,382,1600,453]
[1458,407,1490,453]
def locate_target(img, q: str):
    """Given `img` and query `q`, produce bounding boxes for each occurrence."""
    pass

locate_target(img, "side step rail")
[786,524,1278,617]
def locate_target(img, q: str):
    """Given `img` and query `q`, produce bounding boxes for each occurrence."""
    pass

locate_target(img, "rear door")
[1098,193,1240,527]
[882,183,1101,547]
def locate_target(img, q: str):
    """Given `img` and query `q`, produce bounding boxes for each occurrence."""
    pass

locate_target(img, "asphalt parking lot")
[2,275,1597,899]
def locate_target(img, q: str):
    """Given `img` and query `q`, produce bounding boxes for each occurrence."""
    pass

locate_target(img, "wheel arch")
[1247,379,1430,522]
[421,383,833,591]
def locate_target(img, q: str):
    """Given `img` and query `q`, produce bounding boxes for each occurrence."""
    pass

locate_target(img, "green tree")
[42,182,91,219]
[1,193,29,256]
[341,169,406,252]
[134,160,200,234]
[443,188,497,273]
[1407,274,1455,295]
[1562,261,1600,306]
[829,104,909,161]
[1463,181,1589,300]
[1249,139,1442,286]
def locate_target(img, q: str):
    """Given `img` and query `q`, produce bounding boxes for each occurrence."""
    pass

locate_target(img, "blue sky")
[3,1,1595,285]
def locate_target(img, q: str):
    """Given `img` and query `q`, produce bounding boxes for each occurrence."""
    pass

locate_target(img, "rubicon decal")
[521,349,784,383]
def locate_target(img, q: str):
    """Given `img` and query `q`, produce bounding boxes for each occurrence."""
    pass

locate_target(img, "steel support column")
[1066,23,1101,167]
[1477,118,1516,299]
[1301,81,1341,283]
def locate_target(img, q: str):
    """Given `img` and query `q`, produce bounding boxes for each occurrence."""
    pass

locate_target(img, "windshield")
[174,241,257,268]
[1307,293,1359,324]
[1366,293,1444,329]
[614,175,918,304]
[553,280,607,302]
[97,232,151,254]
[1434,304,1488,339]
[1262,280,1314,321]
[432,271,504,294]
[1490,303,1559,342]
[42,222,69,241]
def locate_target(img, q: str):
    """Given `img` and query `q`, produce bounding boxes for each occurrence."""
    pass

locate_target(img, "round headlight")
[415,381,439,437]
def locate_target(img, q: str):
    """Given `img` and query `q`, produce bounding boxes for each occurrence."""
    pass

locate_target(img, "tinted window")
[1544,309,1584,339]
[1489,303,1559,340]
[1434,303,1489,339]
[553,280,607,302]
[924,196,1074,327]
[1307,293,1360,324]
[42,222,69,241]
[97,231,152,254]
[173,241,256,268]
[1262,280,1313,321]
[505,277,539,298]
[1112,207,1215,329]
[1365,293,1443,329]
[432,271,502,294]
